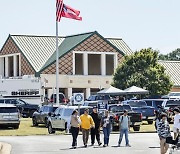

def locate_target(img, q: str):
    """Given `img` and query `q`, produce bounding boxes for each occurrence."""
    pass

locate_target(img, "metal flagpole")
[56,21,59,105]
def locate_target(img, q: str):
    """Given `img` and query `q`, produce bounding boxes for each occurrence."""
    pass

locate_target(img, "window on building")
[75,53,83,75]
[88,54,101,75]
[106,54,114,75]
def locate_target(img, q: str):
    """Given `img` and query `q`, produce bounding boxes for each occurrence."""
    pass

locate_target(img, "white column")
[13,55,17,77]
[18,55,21,76]
[0,58,4,77]
[67,88,72,98]
[83,53,88,75]
[101,53,106,75]
[86,88,91,99]
[114,54,118,70]
[5,56,9,77]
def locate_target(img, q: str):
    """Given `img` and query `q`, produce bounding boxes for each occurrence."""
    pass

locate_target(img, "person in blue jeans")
[118,110,131,147]
[101,110,112,147]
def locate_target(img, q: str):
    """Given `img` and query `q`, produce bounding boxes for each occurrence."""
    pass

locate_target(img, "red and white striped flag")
[56,0,63,22]
[56,0,82,22]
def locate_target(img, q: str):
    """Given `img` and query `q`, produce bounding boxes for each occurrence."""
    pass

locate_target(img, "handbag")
[166,136,174,144]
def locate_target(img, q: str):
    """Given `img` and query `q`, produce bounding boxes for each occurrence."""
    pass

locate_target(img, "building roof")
[107,38,132,56]
[4,31,132,73]
[158,60,180,86]
[11,35,65,72]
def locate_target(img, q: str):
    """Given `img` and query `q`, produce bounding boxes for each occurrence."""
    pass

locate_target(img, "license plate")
[3,116,13,119]
[142,116,146,119]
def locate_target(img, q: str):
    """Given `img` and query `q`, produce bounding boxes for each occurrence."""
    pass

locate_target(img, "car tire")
[14,124,19,129]
[32,117,38,126]
[48,123,55,134]
[147,120,153,125]
[133,126,140,131]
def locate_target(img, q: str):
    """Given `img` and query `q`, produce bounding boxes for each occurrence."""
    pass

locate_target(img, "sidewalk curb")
[0,142,12,154]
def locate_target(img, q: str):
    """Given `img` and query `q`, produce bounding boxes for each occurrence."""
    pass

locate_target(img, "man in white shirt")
[173,108,180,139]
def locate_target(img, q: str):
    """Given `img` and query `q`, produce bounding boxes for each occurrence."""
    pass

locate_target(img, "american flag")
[56,0,63,22]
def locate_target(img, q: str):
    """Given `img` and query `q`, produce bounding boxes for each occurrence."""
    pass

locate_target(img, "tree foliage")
[112,48,173,96]
[159,48,180,61]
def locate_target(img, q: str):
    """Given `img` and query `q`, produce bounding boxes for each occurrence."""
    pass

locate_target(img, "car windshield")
[0,107,18,113]
[166,100,180,107]
[109,105,131,113]
[128,101,147,107]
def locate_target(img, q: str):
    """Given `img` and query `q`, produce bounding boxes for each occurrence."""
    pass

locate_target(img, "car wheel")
[32,117,38,126]
[147,120,153,125]
[133,126,140,131]
[14,124,19,129]
[48,123,55,134]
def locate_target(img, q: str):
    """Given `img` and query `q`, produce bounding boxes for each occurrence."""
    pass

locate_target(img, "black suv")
[0,98,39,118]
[32,105,58,127]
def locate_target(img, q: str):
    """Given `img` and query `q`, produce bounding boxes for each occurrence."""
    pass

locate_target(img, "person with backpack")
[118,110,131,147]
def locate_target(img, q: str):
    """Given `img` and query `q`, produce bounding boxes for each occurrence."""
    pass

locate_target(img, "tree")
[112,48,173,96]
[158,48,180,61]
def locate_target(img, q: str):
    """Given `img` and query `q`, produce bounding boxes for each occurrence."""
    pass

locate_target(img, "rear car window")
[63,109,73,116]
[166,100,180,106]
[128,101,147,107]
[0,100,4,104]
[0,107,18,113]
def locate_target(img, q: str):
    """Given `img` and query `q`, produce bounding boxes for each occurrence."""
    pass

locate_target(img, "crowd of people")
[70,106,180,154]
[70,107,130,149]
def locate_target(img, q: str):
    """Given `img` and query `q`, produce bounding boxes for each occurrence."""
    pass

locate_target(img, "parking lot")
[0,133,161,154]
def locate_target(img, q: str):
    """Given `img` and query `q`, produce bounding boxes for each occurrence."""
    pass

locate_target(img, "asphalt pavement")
[0,133,162,154]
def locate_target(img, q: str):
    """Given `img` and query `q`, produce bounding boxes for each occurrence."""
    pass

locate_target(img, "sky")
[0,0,180,54]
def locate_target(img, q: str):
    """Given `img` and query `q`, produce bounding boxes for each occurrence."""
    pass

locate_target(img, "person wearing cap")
[90,107,102,146]
[80,108,95,148]
[118,110,131,147]
[173,107,180,139]
[157,113,171,154]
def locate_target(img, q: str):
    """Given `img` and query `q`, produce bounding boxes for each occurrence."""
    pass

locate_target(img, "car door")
[40,106,48,123]
[51,108,63,128]
[37,106,44,123]
[54,108,66,129]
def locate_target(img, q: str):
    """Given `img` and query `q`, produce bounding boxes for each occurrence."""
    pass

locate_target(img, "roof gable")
[158,60,180,86]
[40,31,94,73]
[10,35,65,72]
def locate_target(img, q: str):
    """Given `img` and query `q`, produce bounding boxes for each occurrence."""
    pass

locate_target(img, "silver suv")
[0,104,20,129]
[47,105,93,134]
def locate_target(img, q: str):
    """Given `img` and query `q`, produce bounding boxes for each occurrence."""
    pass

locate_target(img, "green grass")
[0,119,173,136]
[0,118,63,136]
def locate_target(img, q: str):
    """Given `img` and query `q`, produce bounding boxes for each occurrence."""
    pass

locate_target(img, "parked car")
[123,100,155,124]
[162,99,180,122]
[0,98,39,118]
[142,99,166,111]
[49,93,67,104]
[162,92,180,100]
[84,95,115,112]
[108,104,142,131]
[47,105,93,134]
[32,105,58,127]
[0,104,20,129]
